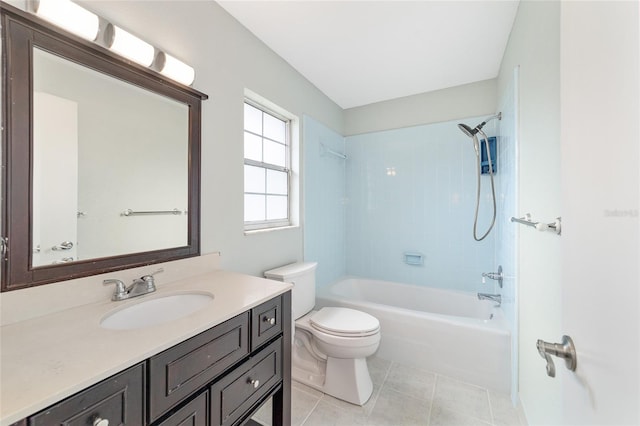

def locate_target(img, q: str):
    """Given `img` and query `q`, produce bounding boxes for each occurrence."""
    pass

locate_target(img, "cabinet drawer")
[155,391,208,426]
[29,363,144,426]
[251,296,282,351]
[149,313,250,422]
[210,338,282,426]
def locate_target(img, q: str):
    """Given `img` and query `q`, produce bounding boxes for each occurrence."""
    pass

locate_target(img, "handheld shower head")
[457,112,502,138]
[456,112,501,242]
[457,123,477,137]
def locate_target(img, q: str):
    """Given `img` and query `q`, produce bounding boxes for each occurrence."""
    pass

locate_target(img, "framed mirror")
[1,4,208,291]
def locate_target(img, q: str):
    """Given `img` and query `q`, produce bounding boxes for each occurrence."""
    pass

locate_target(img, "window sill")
[244,225,300,236]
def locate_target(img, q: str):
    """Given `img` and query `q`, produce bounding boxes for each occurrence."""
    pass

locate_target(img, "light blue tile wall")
[344,119,497,293]
[304,114,516,296]
[303,115,347,288]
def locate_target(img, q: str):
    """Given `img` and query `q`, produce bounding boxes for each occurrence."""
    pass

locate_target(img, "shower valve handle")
[481,265,503,288]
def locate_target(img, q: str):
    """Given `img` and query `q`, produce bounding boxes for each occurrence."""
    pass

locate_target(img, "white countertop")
[0,269,292,426]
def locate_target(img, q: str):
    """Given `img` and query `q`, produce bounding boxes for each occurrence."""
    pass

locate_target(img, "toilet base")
[292,355,374,406]
[324,357,373,405]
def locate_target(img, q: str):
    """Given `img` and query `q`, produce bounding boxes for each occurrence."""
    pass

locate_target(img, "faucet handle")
[103,279,127,301]
[140,268,164,290]
[481,265,504,288]
[141,268,164,280]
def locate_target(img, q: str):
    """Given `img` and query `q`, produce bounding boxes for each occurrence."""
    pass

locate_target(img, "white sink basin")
[100,292,214,330]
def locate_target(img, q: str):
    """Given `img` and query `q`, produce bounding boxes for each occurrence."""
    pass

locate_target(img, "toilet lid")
[310,307,379,336]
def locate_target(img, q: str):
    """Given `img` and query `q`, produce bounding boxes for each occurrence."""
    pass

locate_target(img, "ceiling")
[217,1,519,109]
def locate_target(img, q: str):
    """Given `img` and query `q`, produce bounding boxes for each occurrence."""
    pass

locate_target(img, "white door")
[32,92,79,266]
[560,1,639,424]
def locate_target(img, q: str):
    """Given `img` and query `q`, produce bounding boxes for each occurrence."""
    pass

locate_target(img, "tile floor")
[253,357,527,426]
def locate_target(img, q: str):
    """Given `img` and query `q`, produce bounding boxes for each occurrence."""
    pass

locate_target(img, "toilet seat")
[310,307,380,337]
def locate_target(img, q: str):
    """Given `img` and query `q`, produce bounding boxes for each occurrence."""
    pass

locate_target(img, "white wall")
[67,1,345,276]
[561,1,639,423]
[344,79,497,136]
[496,1,562,424]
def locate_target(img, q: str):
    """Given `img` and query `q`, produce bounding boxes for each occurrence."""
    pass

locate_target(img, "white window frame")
[243,91,299,232]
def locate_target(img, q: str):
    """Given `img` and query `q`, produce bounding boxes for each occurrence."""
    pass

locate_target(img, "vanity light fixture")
[32,0,99,41]
[156,52,196,86]
[105,24,155,67]
[29,1,196,86]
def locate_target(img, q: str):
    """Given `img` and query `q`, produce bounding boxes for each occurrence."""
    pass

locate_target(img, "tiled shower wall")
[343,119,497,293]
[303,116,347,287]
[304,107,518,394]
[304,115,503,292]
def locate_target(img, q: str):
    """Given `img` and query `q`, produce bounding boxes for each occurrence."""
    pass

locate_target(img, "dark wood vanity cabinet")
[28,363,145,426]
[155,392,208,426]
[210,338,283,426]
[251,296,283,351]
[149,313,251,422]
[20,292,291,426]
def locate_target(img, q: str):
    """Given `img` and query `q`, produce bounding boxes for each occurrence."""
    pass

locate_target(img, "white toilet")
[264,262,380,405]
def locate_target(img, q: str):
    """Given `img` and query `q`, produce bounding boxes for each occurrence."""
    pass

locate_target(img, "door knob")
[536,335,577,377]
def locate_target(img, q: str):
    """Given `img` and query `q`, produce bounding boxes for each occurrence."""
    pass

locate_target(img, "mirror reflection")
[32,47,189,267]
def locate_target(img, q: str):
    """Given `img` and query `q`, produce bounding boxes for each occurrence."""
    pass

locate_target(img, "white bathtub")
[316,277,511,393]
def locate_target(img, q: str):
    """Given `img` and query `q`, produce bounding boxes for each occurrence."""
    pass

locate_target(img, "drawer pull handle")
[248,378,260,388]
[93,418,109,426]
[263,317,276,325]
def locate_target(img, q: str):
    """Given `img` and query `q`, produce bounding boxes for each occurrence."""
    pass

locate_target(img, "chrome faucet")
[482,265,503,288]
[477,292,501,307]
[103,268,164,301]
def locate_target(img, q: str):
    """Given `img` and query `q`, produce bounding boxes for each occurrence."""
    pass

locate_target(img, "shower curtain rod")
[320,142,347,160]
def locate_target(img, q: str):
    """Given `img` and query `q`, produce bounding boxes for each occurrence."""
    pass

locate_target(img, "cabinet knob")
[248,378,260,389]
[263,316,276,325]
[93,418,109,426]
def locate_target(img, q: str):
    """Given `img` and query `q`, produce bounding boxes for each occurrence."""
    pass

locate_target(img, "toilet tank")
[264,262,317,320]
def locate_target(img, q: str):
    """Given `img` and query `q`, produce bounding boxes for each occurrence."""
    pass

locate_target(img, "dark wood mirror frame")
[1,3,208,291]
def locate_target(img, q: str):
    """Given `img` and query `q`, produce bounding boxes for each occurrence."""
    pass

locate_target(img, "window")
[243,99,295,231]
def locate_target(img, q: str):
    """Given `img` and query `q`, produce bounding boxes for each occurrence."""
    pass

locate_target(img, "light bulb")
[158,52,195,86]
[107,25,155,67]
[34,0,99,41]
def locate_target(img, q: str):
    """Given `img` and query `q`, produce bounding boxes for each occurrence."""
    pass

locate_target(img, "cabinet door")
[149,313,250,422]
[155,392,208,426]
[251,296,282,351]
[211,338,282,426]
[29,363,144,426]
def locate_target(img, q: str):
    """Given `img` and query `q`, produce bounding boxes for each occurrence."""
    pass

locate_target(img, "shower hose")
[473,129,497,241]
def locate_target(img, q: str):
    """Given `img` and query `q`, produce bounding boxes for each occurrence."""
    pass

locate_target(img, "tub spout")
[477,293,501,307]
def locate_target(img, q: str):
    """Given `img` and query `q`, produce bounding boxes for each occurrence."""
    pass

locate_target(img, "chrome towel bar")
[510,213,561,235]
[121,208,183,217]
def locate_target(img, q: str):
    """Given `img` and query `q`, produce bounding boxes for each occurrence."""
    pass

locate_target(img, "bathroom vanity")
[0,270,292,426]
